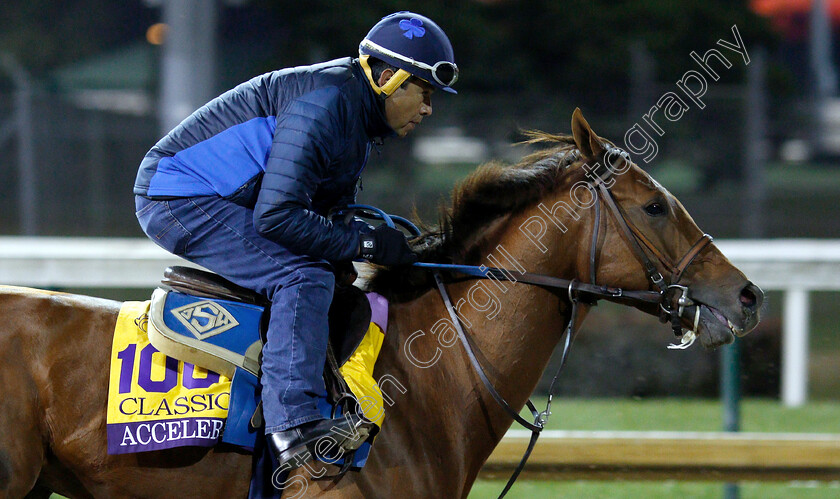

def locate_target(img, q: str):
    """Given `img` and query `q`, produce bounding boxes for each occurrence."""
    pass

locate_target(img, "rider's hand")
[358,226,418,266]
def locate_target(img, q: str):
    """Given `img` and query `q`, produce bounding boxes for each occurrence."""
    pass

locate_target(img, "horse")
[1,109,763,498]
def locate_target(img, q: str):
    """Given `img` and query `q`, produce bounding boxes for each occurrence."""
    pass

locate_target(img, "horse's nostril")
[740,285,758,309]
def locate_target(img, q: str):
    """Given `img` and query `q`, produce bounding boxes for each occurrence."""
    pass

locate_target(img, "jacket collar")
[352,59,396,140]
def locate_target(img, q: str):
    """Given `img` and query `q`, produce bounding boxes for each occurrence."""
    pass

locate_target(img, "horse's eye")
[644,202,666,217]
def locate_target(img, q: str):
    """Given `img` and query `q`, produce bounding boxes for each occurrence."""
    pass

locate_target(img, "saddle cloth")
[106,282,389,470]
[106,300,232,454]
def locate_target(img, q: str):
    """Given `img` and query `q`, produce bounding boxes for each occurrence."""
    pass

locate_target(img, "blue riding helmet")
[359,11,458,95]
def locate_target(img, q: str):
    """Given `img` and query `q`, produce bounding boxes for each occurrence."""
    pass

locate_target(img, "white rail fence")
[716,239,840,407]
[0,237,838,407]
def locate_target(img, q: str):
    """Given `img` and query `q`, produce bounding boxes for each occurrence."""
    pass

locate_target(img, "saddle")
[146,265,382,462]
[158,265,372,370]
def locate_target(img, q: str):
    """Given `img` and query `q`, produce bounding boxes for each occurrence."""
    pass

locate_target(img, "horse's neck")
[371,208,590,493]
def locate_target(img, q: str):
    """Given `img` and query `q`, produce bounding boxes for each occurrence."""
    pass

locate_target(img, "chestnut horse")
[1,110,762,498]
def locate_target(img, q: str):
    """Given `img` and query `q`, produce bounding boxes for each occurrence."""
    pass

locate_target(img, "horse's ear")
[571,108,606,159]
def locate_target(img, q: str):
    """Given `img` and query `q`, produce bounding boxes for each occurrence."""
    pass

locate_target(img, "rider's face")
[382,75,434,138]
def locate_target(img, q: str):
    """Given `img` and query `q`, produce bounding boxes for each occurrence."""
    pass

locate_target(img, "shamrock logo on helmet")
[399,18,425,39]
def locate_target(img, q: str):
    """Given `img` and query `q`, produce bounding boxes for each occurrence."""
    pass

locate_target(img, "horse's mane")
[365,132,588,299]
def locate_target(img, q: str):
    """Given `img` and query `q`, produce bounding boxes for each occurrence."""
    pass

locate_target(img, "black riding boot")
[267,413,372,470]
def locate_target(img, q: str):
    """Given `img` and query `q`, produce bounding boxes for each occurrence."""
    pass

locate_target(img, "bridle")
[413,147,714,496]
[344,160,715,496]
[592,176,713,341]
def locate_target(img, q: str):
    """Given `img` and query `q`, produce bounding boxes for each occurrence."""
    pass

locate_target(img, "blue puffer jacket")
[134,57,394,262]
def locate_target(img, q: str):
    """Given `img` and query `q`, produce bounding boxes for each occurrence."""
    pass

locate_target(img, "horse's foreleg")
[0,361,46,498]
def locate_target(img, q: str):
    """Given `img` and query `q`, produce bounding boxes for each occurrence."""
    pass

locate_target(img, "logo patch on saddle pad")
[171,300,240,339]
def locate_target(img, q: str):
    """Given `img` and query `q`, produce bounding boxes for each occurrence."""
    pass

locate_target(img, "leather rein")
[413,175,713,497]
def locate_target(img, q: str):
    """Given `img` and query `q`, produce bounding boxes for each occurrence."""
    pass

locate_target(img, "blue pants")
[136,195,334,433]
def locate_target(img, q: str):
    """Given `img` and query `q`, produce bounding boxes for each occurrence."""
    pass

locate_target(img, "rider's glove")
[359,226,418,266]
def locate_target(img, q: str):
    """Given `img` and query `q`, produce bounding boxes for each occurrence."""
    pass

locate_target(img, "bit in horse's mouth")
[704,304,743,336]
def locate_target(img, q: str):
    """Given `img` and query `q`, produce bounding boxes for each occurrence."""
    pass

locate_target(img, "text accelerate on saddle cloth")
[106,301,231,454]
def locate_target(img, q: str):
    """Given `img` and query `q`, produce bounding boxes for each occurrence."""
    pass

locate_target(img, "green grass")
[468,398,840,498]
[529,398,840,433]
